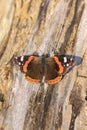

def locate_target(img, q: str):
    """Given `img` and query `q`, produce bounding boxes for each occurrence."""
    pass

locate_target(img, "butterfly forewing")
[58,55,75,74]
[14,55,30,72]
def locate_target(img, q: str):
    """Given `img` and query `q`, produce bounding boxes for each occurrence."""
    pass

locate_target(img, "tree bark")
[0,0,87,130]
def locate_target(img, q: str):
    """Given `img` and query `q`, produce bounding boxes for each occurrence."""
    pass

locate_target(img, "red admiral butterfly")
[14,54,75,84]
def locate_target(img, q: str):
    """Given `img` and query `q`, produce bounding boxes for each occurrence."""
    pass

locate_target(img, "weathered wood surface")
[0,0,87,130]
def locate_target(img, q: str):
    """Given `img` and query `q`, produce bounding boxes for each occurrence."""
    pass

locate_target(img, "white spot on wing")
[18,62,21,65]
[70,58,73,61]
[66,63,69,67]
[64,57,67,63]
[20,56,24,61]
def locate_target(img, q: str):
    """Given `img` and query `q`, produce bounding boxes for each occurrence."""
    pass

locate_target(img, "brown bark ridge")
[0,0,87,130]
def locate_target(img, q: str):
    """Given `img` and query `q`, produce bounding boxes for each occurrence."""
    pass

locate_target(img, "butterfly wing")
[57,55,75,75]
[14,56,43,83]
[45,55,75,84]
[25,57,43,83]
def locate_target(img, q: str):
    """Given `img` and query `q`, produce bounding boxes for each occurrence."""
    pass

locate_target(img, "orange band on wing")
[46,56,64,84]
[26,76,39,83]
[23,56,34,73]
[53,56,64,74]
[47,76,62,84]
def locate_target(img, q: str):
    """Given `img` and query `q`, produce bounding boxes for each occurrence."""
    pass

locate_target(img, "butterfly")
[14,54,76,84]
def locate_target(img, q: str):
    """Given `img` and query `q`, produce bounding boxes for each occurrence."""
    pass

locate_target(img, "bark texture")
[0,0,87,130]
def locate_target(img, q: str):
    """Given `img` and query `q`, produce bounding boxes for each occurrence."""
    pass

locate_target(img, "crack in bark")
[69,85,83,130]
[59,0,85,54]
